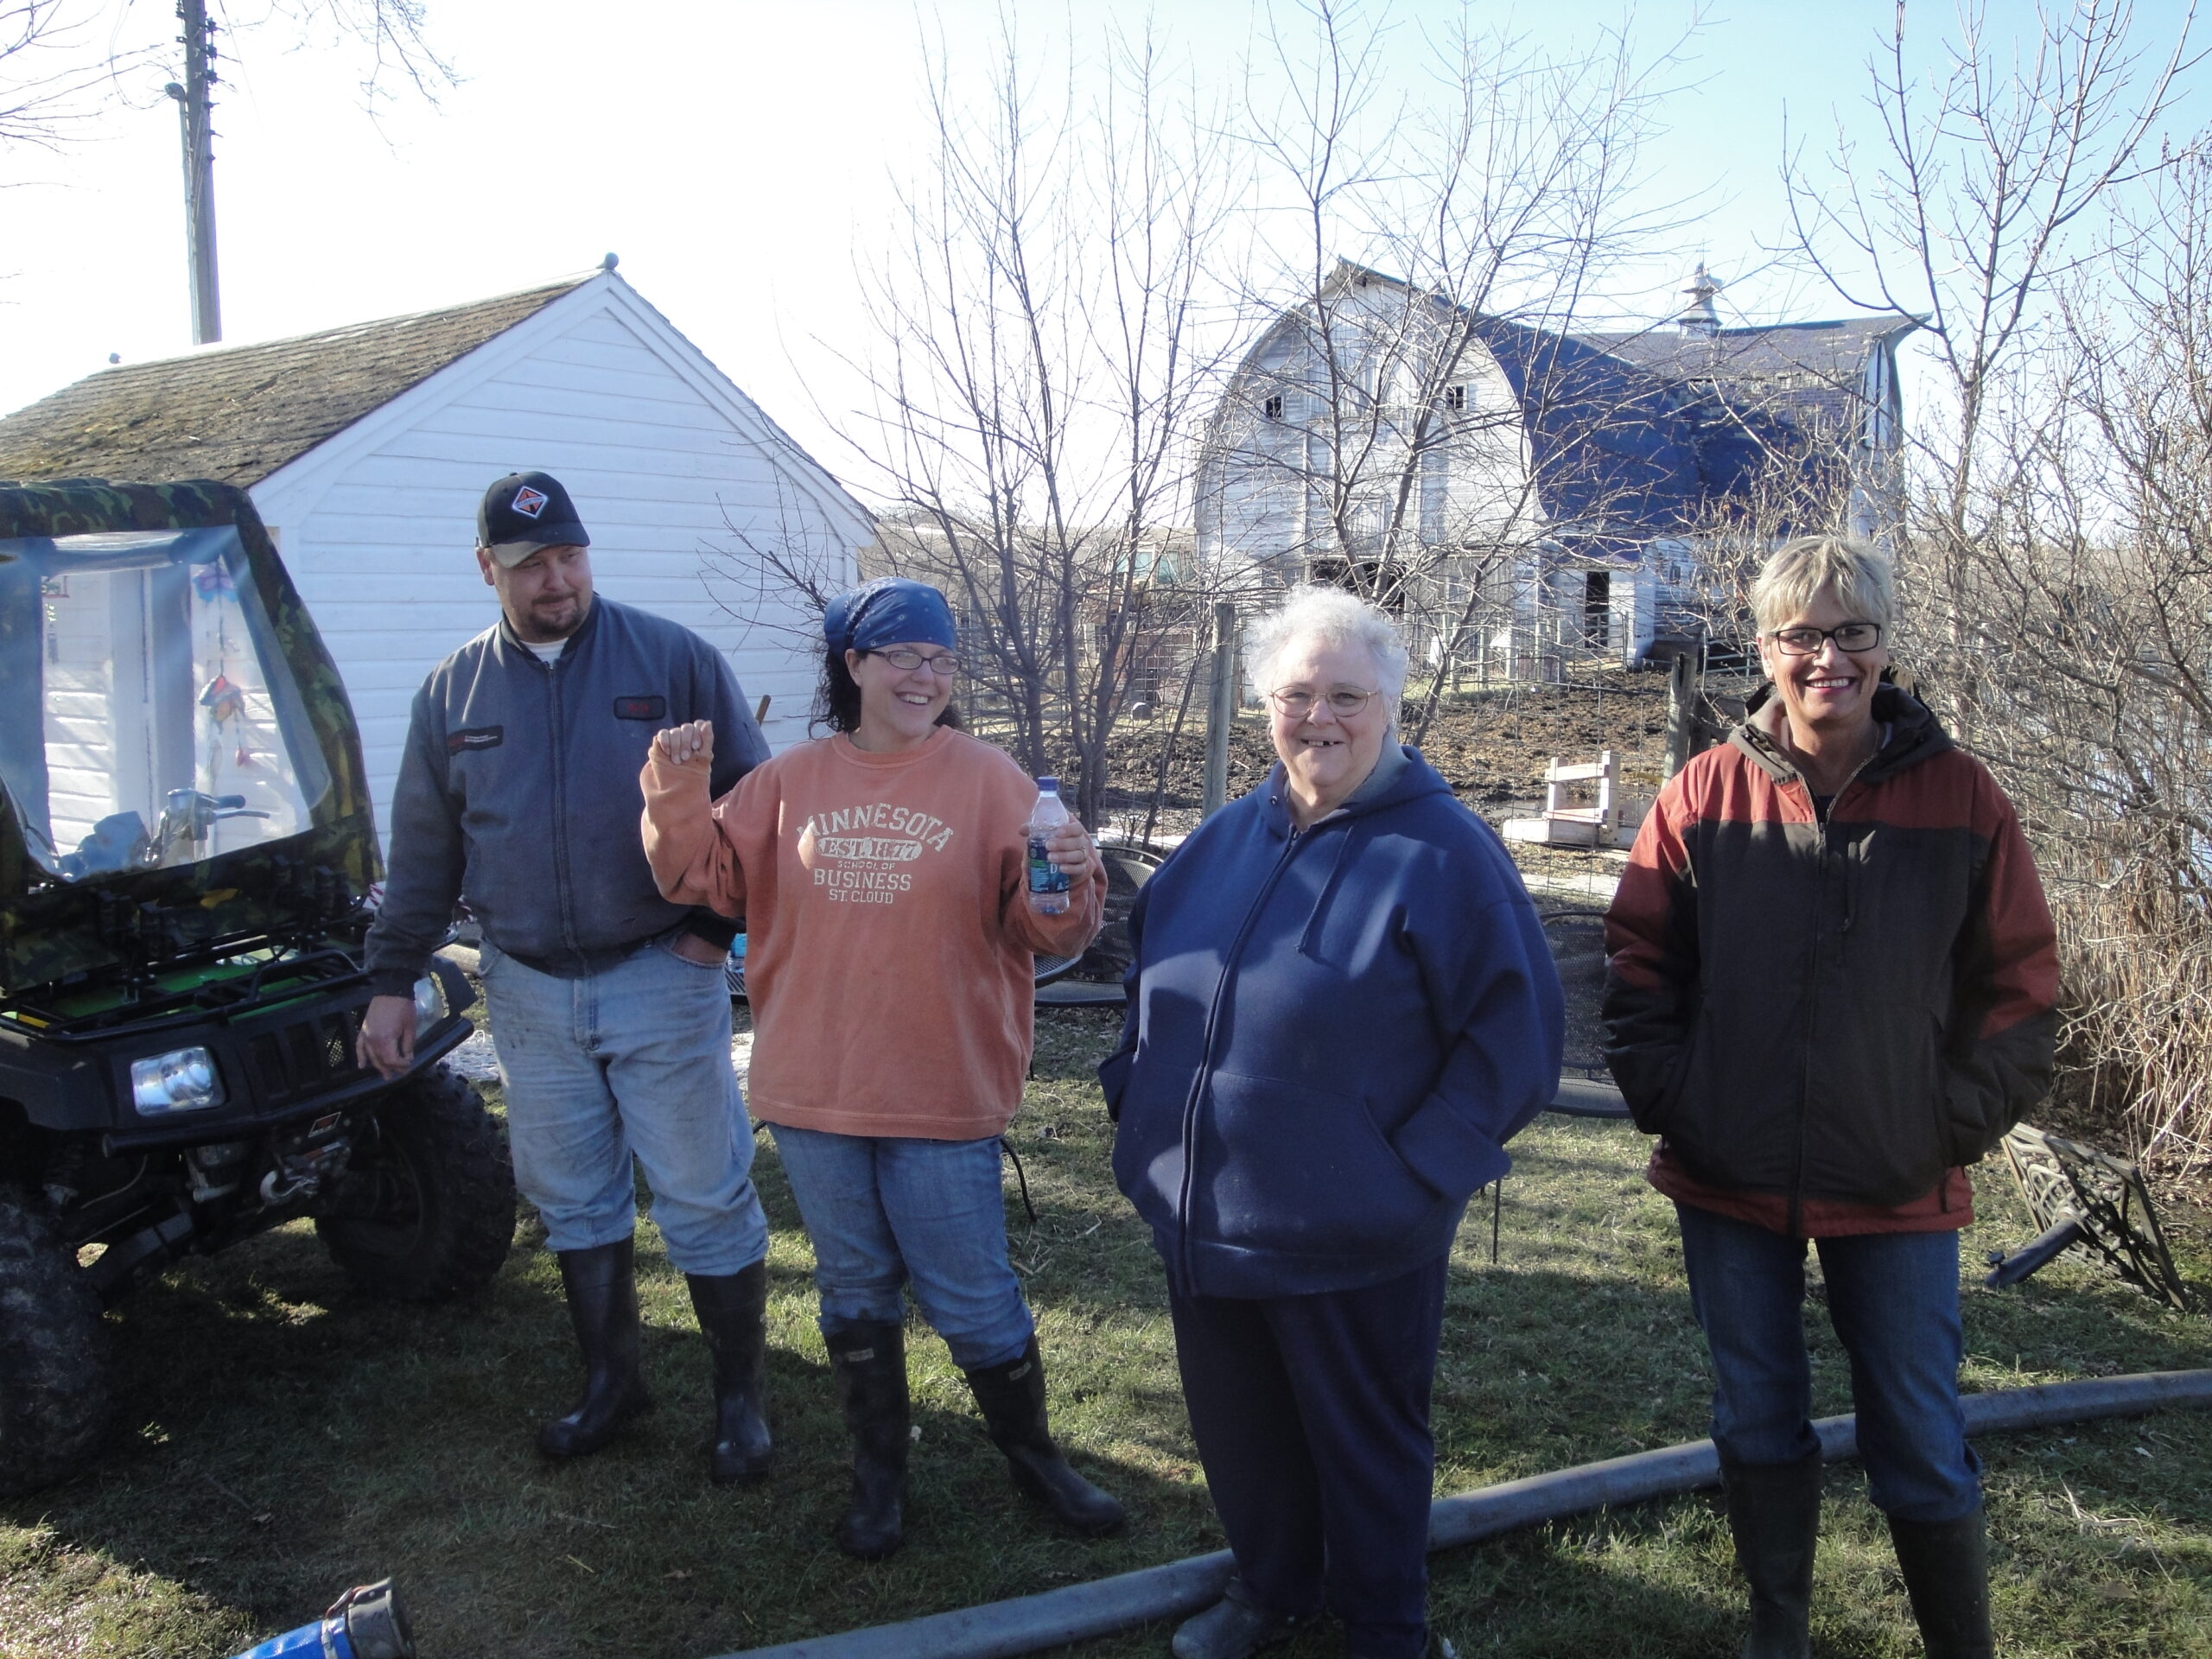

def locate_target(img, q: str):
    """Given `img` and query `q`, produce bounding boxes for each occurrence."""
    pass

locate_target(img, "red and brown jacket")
[1602,685,2058,1233]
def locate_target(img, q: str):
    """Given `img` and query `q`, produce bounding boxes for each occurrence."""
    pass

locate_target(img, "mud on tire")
[0,1185,109,1497]
[315,1065,516,1301]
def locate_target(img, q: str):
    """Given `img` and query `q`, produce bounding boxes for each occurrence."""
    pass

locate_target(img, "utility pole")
[164,0,221,345]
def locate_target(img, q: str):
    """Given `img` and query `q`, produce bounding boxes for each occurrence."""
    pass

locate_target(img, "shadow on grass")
[7,1020,2212,1657]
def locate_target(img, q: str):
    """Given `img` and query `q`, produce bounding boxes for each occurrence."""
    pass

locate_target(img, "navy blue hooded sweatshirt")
[1101,747,1563,1299]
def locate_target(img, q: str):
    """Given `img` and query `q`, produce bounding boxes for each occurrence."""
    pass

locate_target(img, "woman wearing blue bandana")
[642,576,1125,1559]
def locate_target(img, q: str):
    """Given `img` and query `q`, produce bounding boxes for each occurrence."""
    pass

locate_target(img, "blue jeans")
[768,1125,1033,1370]
[478,934,768,1277]
[1675,1203,1981,1524]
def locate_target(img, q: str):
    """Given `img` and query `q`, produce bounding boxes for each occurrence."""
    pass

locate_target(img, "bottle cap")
[1037,777,1059,790]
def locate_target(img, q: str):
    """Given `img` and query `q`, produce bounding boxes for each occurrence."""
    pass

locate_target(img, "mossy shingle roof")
[0,278,586,487]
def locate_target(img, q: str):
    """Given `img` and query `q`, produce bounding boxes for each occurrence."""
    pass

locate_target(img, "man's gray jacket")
[365,598,768,998]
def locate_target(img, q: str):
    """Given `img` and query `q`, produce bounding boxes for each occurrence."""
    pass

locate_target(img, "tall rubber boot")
[686,1261,772,1484]
[1889,1509,1994,1659]
[963,1335,1125,1536]
[827,1319,909,1560]
[1720,1452,1821,1659]
[539,1237,652,1459]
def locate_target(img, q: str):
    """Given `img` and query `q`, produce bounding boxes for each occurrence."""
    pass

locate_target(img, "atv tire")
[316,1065,515,1301]
[0,1185,109,1497]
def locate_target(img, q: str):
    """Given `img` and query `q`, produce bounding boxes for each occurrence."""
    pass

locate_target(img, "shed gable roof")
[0,278,587,487]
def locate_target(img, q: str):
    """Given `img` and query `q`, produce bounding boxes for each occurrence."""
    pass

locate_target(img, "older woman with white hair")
[1605,536,2056,1658]
[1102,586,1563,1659]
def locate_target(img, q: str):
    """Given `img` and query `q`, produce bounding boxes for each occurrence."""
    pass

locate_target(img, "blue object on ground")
[229,1580,413,1659]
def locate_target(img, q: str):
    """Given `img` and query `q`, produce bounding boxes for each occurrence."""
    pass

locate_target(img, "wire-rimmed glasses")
[1268,685,1377,719]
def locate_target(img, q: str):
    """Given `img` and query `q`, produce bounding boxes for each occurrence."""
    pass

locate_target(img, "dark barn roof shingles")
[0,279,586,487]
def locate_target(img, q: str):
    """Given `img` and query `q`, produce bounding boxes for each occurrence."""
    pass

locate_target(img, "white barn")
[1198,260,1916,677]
[0,268,871,842]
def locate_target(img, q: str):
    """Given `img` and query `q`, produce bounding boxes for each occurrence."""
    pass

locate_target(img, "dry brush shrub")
[1895,153,2212,1172]
[1781,0,2209,1168]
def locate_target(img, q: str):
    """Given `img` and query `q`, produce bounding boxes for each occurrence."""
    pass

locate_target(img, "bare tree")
[1,0,453,155]
[1787,3,2212,1163]
[1950,150,2212,1167]
[831,17,1238,828]
[1785,0,2200,736]
[1199,0,1698,738]
[0,1,139,151]
[250,0,456,107]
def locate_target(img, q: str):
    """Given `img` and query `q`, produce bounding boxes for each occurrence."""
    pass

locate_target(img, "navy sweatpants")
[1168,1256,1448,1659]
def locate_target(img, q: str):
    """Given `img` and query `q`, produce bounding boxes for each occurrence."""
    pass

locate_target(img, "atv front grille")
[246,1007,368,1108]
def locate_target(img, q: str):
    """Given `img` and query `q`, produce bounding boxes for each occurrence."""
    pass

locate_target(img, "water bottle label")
[1027,835,1071,895]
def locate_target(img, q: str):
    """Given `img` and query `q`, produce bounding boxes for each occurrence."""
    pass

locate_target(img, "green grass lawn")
[3,1007,2209,1658]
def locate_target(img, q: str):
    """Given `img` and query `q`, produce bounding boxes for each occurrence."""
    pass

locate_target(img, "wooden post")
[1201,601,1236,818]
[1663,649,1696,779]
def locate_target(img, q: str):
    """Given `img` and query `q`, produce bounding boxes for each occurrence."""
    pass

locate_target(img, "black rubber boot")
[1889,1509,1993,1659]
[1720,1452,1821,1659]
[1171,1576,1304,1659]
[963,1335,1125,1536]
[539,1237,652,1459]
[686,1261,772,1485]
[827,1319,909,1560]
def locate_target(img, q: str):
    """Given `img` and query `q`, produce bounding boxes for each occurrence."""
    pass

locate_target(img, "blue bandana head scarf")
[823,578,957,656]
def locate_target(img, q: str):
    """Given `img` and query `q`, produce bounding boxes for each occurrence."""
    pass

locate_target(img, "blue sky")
[1,1,2202,479]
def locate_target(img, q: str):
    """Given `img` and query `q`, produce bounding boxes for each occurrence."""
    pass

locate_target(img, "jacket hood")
[1733,682,1951,787]
[1257,744,1457,838]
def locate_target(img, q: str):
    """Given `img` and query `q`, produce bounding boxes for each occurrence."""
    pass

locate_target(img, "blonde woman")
[1605,536,2058,1658]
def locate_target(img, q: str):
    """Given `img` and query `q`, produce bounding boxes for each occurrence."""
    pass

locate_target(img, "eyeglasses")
[1767,623,1883,656]
[864,647,962,676]
[1268,686,1377,718]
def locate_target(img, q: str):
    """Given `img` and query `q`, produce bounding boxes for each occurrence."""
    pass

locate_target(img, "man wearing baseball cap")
[360,470,778,1485]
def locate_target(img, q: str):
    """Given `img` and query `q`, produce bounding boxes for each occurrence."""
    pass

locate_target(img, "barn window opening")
[1445,385,1466,412]
[1583,570,1611,647]
[1262,394,1284,423]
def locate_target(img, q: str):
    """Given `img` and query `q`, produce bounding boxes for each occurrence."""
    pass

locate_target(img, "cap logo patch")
[512,486,549,519]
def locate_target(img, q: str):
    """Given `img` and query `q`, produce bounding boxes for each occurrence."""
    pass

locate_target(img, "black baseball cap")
[478,471,591,567]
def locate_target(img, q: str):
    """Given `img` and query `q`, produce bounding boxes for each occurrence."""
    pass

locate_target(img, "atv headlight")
[130,1046,226,1116]
[411,974,446,1029]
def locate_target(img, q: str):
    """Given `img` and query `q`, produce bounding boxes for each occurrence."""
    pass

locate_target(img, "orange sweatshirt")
[640,727,1103,1140]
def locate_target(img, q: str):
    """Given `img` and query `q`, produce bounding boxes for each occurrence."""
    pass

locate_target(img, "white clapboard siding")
[251,273,871,849]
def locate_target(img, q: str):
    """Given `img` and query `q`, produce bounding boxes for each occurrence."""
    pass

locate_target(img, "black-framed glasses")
[1268,685,1377,718]
[864,647,962,676]
[1767,622,1883,656]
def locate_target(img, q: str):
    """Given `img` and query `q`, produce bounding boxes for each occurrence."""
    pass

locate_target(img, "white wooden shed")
[0,268,870,842]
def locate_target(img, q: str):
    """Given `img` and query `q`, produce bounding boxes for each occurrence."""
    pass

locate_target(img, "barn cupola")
[1675,261,1722,337]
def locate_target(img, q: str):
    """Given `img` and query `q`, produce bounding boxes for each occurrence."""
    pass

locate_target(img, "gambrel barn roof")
[0,280,588,486]
[1580,315,1921,507]
[1202,259,1918,563]
[1468,315,1709,540]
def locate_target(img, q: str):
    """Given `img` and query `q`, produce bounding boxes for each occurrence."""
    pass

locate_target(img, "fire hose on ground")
[708,1368,2212,1659]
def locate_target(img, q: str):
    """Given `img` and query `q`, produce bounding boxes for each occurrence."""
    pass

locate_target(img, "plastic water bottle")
[1027,778,1072,914]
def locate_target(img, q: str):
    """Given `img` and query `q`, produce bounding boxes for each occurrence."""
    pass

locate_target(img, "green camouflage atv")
[0,479,513,1496]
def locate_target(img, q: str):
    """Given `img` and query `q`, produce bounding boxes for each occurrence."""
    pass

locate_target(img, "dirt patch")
[1097,669,1681,838]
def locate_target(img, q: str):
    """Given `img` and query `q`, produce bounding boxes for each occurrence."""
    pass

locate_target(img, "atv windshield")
[0,525,332,882]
